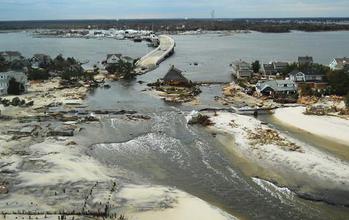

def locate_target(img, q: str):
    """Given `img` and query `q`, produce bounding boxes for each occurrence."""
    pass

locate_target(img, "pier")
[136,35,175,72]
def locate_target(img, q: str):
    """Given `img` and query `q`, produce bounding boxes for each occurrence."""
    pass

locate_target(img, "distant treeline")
[0,18,349,33]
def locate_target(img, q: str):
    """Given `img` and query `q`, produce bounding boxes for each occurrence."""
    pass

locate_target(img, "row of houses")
[233,56,348,82]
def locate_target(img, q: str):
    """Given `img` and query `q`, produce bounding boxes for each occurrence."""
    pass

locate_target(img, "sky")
[0,0,348,21]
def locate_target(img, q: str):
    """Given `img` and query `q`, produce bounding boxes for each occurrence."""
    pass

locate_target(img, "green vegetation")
[28,68,50,80]
[327,70,349,96]
[106,59,136,79]
[0,55,10,72]
[251,60,260,73]
[7,78,24,95]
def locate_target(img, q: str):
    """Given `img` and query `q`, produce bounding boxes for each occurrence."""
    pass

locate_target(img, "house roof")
[298,56,313,63]
[273,61,288,69]
[289,68,324,76]
[334,57,349,67]
[33,54,51,60]
[257,80,297,92]
[107,54,122,59]
[289,69,304,76]
[0,51,22,57]
[163,65,189,83]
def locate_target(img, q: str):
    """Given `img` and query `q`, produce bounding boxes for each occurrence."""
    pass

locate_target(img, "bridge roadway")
[135,35,175,73]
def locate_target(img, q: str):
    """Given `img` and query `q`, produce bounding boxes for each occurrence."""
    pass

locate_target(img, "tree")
[327,70,349,96]
[61,65,84,81]
[28,68,50,80]
[105,59,136,79]
[0,55,10,72]
[7,78,24,95]
[251,60,260,73]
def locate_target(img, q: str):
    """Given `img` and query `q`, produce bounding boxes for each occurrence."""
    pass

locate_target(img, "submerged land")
[0,24,349,220]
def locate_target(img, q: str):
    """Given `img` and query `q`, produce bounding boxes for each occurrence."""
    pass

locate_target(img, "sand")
[117,184,238,220]
[274,106,349,145]
[210,112,349,203]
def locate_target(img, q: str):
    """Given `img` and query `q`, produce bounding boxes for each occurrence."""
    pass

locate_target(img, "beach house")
[329,57,349,70]
[163,65,189,86]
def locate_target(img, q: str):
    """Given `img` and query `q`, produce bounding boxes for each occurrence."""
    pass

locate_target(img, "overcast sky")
[0,0,348,20]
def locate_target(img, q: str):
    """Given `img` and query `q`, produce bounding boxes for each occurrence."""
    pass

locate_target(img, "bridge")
[135,35,175,73]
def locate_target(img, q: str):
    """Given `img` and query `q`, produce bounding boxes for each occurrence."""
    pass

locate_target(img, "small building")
[106,54,122,64]
[256,80,297,96]
[163,65,189,86]
[298,56,313,66]
[329,57,349,70]
[232,61,253,78]
[0,71,28,96]
[0,51,23,63]
[289,70,306,82]
[262,63,276,76]
[31,54,52,69]
[272,61,288,72]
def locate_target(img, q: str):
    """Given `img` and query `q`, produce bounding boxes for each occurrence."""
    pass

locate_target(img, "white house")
[288,70,306,82]
[288,69,325,82]
[329,57,349,70]
[0,71,28,96]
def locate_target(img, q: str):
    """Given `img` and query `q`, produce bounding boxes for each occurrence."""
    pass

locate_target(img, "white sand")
[274,107,349,145]
[18,141,111,186]
[117,184,238,220]
[210,112,349,191]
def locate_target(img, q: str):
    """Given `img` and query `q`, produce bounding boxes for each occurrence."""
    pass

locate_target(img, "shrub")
[28,68,50,80]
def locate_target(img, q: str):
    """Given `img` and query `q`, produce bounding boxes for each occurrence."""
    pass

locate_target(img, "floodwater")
[1,31,349,219]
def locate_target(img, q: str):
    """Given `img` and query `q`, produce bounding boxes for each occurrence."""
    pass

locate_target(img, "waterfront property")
[298,56,313,66]
[288,69,325,82]
[0,71,28,96]
[163,65,189,86]
[0,51,23,62]
[262,63,276,76]
[31,54,52,69]
[329,57,349,70]
[106,54,122,64]
[232,60,253,78]
[256,79,297,96]
[273,61,288,73]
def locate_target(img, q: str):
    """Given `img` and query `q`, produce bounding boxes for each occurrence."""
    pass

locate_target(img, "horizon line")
[1,16,349,22]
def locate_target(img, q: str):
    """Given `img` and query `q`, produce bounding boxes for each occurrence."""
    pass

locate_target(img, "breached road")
[136,35,175,73]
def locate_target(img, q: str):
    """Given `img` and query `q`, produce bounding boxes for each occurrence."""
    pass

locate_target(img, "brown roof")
[335,57,349,65]
[163,65,189,83]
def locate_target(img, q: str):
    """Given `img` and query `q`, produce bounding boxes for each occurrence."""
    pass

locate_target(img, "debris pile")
[187,111,214,126]
[248,128,303,152]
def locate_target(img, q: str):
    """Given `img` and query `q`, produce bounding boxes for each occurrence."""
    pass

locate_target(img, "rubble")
[187,111,214,126]
[248,128,303,152]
